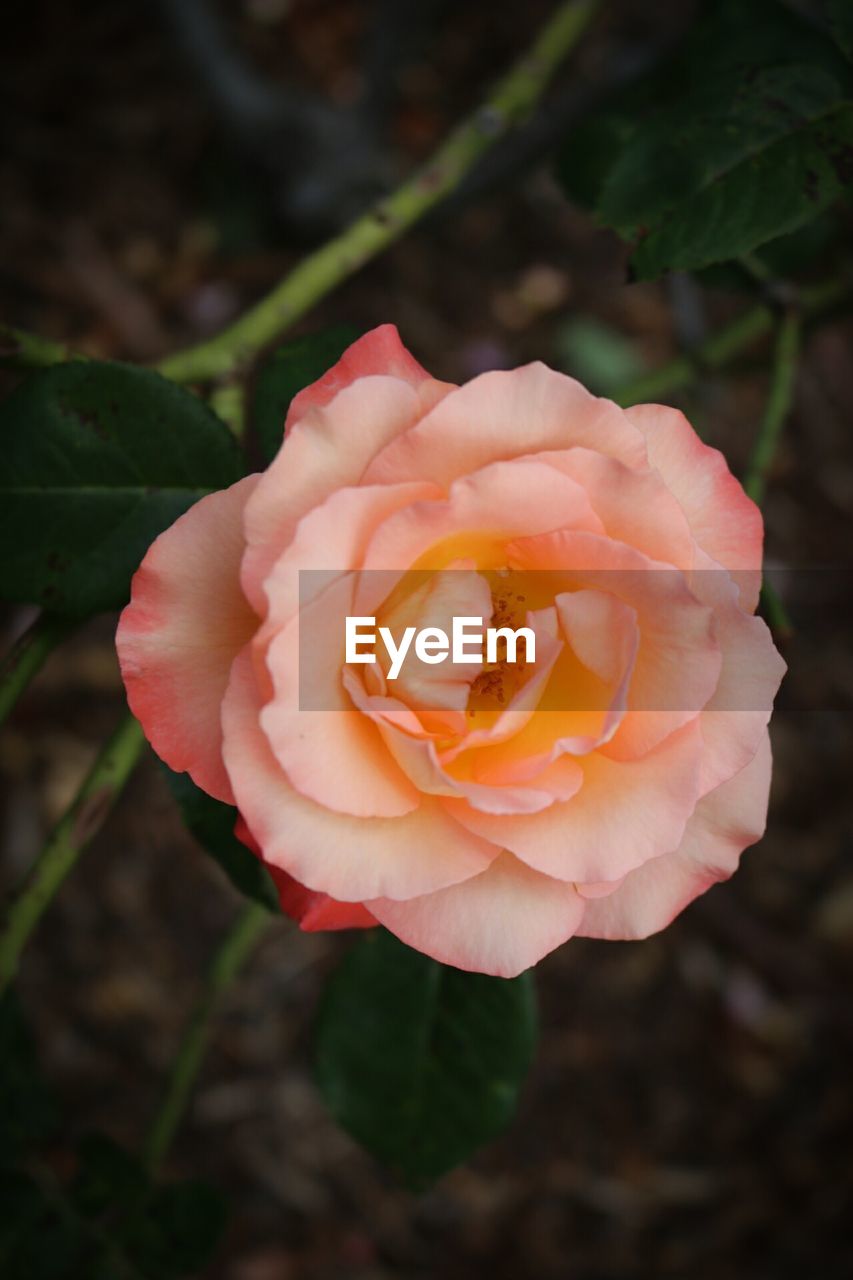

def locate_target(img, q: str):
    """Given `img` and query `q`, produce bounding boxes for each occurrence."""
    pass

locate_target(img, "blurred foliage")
[0,994,224,1280]
[558,0,853,278]
[554,317,646,395]
[0,991,59,1161]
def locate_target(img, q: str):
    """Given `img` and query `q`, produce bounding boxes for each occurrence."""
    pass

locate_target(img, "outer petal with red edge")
[283,323,437,428]
[577,732,772,940]
[241,326,453,613]
[116,474,260,805]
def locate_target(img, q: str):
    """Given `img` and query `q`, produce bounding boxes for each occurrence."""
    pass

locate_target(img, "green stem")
[615,278,842,407]
[0,613,76,726]
[0,324,81,370]
[143,901,270,1172]
[0,713,145,994]
[156,0,601,384]
[208,380,246,438]
[760,580,794,641]
[745,309,802,506]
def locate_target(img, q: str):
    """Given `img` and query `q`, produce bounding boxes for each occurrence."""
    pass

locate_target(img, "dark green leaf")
[163,766,279,911]
[556,0,853,276]
[0,362,243,617]
[599,64,849,236]
[556,110,639,212]
[695,209,840,291]
[0,990,58,1161]
[315,929,538,1185]
[632,102,853,278]
[252,325,360,466]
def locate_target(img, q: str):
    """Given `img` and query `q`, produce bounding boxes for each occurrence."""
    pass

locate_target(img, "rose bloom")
[117,326,785,977]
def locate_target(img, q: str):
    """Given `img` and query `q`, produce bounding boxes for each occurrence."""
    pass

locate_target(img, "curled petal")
[117,475,260,804]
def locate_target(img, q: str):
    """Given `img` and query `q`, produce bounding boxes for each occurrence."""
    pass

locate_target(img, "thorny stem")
[143,901,270,1172]
[155,0,602,383]
[615,278,841,407]
[208,380,247,438]
[745,309,802,506]
[742,309,802,639]
[760,580,794,642]
[0,324,82,371]
[0,613,76,726]
[0,713,145,994]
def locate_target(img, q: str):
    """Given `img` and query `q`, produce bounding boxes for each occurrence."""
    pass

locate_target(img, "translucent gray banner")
[289,567,846,714]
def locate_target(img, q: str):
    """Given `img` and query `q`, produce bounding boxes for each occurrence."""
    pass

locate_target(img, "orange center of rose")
[467,569,531,719]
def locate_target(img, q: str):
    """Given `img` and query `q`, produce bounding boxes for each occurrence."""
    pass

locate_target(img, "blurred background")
[2,0,852,1276]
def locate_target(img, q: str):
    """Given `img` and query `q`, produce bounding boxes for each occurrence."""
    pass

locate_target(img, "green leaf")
[315,929,538,1185]
[694,209,840,291]
[632,102,853,278]
[556,110,640,212]
[599,63,850,237]
[252,325,359,465]
[0,991,58,1162]
[162,767,279,912]
[0,362,243,617]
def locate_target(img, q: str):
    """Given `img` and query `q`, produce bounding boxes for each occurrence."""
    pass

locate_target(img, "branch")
[156,0,602,383]
[0,324,80,371]
[745,309,802,506]
[0,613,75,726]
[143,901,270,1172]
[0,712,145,993]
[614,278,843,407]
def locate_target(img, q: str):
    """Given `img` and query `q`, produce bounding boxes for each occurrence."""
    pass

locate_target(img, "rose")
[116,325,785,977]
